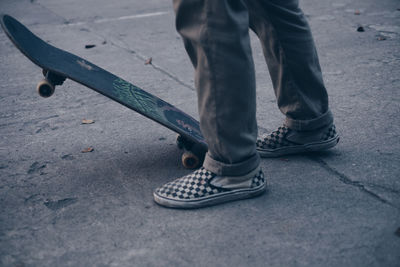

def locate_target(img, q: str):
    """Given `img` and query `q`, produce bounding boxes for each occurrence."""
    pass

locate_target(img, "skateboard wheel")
[182,151,200,169]
[37,79,55,98]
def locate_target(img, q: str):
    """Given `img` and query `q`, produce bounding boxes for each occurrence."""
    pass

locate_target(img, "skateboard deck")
[1,14,207,168]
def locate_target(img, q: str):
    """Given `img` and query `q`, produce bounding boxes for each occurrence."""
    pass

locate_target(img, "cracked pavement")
[0,0,399,266]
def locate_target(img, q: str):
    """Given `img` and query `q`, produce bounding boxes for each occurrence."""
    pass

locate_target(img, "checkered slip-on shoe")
[256,124,339,158]
[153,167,266,209]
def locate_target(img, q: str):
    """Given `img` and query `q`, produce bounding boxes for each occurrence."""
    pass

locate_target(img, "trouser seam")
[259,8,302,117]
[203,1,222,161]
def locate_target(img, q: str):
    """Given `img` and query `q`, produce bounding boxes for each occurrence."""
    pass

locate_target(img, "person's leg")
[153,0,266,208]
[174,0,260,175]
[247,0,339,157]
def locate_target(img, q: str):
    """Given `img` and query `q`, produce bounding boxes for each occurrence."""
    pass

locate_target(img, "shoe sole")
[257,135,340,158]
[153,182,267,209]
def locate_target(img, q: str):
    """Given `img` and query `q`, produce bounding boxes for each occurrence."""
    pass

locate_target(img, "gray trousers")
[173,0,333,176]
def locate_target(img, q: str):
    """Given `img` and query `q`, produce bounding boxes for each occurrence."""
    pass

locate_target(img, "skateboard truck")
[176,135,206,169]
[37,70,66,97]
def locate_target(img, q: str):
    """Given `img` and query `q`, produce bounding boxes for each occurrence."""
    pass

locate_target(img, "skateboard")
[0,14,207,169]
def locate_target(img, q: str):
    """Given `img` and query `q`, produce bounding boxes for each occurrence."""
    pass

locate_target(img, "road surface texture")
[0,0,399,266]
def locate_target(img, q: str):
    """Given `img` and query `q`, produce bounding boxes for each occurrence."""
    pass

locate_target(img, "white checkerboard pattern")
[155,168,265,201]
[256,124,337,150]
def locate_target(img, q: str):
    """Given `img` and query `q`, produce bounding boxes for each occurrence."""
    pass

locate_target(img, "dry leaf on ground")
[82,119,95,124]
[82,147,94,153]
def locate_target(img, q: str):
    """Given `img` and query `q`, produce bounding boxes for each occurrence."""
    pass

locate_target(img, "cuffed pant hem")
[203,152,261,176]
[285,110,334,131]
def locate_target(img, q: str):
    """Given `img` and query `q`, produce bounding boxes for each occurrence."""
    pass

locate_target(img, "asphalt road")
[0,0,399,266]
